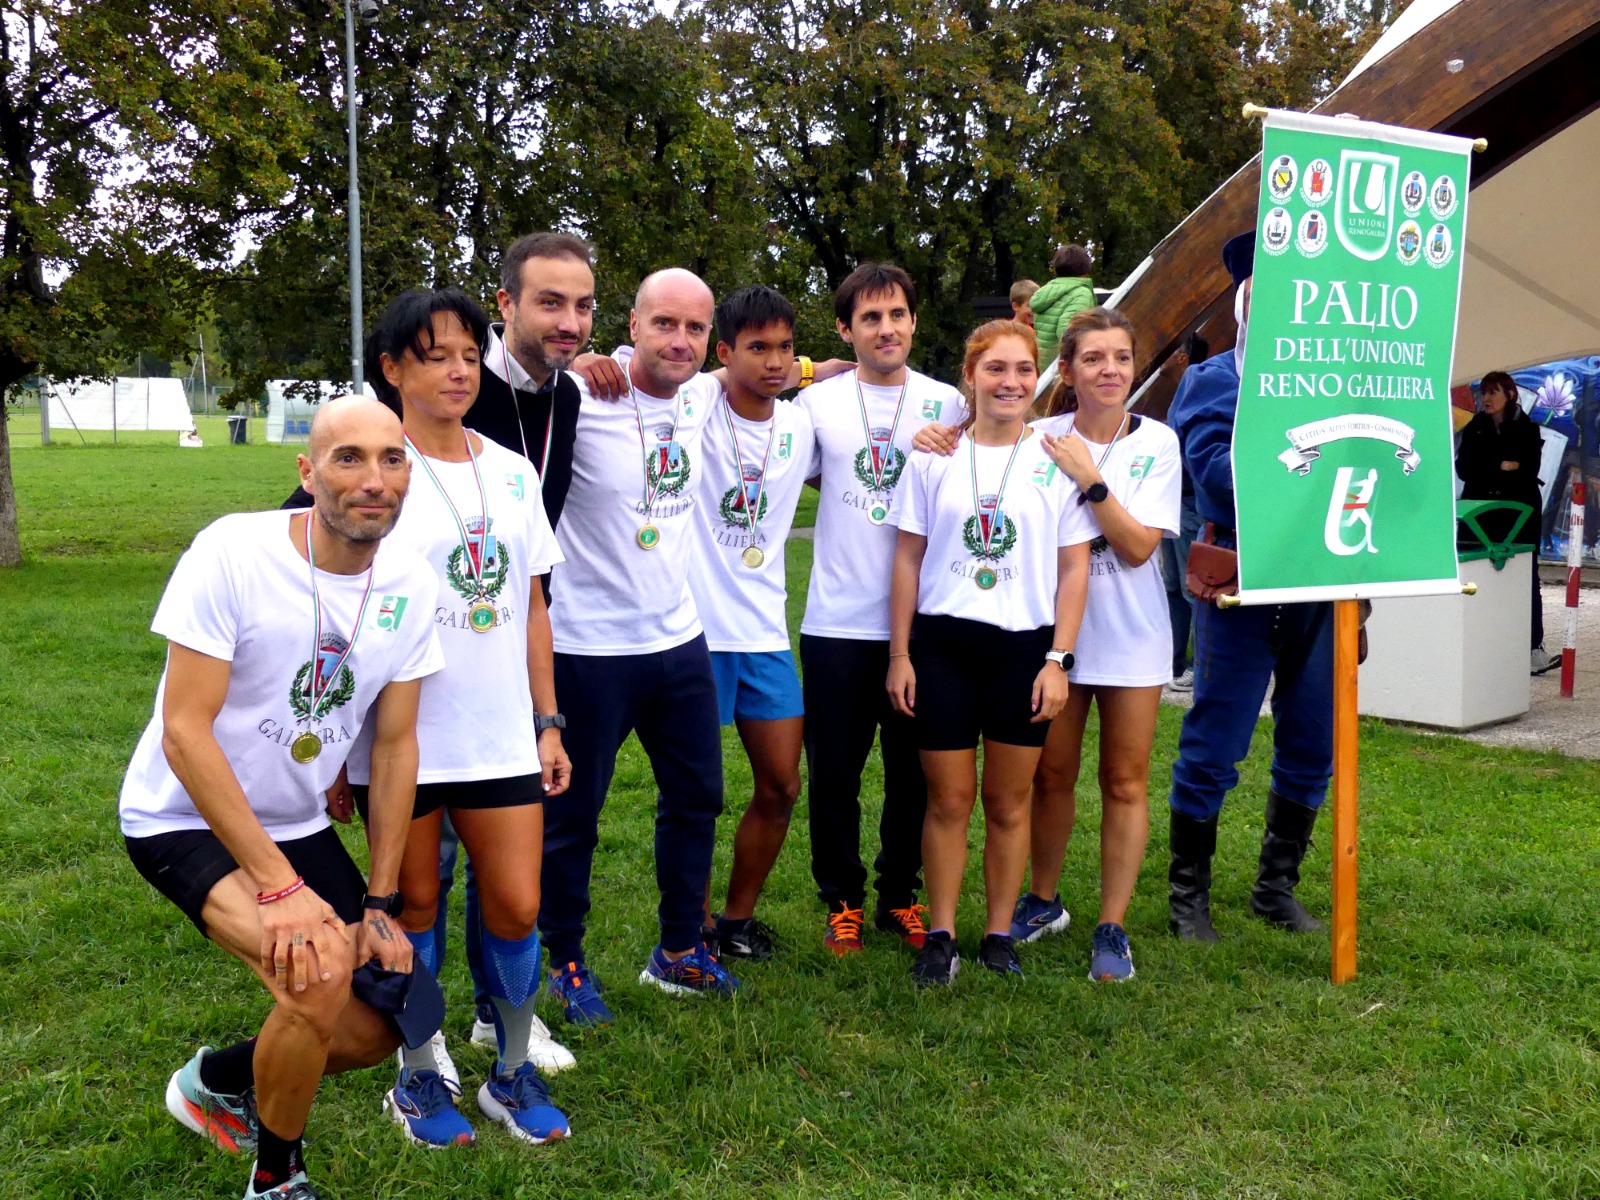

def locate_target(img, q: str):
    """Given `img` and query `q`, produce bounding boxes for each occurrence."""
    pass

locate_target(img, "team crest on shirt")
[962,494,1017,561]
[854,426,906,493]
[777,433,793,459]
[1128,455,1154,479]
[719,464,771,526]
[920,398,944,421]
[289,633,357,721]
[446,516,511,601]
[373,595,409,631]
[645,423,692,497]
[1031,460,1060,487]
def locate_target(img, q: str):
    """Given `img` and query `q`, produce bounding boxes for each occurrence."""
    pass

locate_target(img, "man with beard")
[122,396,445,1199]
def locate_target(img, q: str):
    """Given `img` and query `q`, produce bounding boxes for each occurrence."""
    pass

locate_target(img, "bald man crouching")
[120,397,448,1200]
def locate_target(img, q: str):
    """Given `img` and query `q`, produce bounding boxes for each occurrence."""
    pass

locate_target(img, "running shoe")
[978,933,1025,979]
[547,961,614,1027]
[824,903,864,955]
[910,931,960,987]
[165,1047,258,1155]
[243,1166,321,1199]
[639,942,740,996]
[1009,892,1070,944]
[1170,667,1195,692]
[383,1067,475,1148]
[712,915,778,962]
[395,1030,459,1092]
[477,1060,571,1144]
[1088,922,1137,982]
[874,902,929,949]
[1532,646,1562,676]
[473,1014,577,1073]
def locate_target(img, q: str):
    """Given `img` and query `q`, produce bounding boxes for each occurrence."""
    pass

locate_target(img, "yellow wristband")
[798,356,815,388]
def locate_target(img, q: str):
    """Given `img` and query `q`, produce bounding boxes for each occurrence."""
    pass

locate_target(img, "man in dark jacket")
[1163,230,1331,944]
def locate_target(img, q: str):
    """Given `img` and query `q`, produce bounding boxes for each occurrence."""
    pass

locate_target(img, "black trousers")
[800,634,925,909]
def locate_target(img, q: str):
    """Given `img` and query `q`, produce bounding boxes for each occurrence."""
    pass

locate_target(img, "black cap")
[350,959,446,1050]
[1222,231,1255,288]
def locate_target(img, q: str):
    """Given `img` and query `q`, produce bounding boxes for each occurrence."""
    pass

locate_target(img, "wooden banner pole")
[1330,597,1361,984]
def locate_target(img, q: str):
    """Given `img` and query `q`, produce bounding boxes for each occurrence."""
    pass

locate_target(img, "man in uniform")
[122,396,445,1200]
[1164,232,1331,943]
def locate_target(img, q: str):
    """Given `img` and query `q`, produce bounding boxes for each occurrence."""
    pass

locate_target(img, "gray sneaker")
[1170,667,1195,692]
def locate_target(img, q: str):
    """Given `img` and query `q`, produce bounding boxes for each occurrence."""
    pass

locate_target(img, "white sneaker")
[471,1014,576,1073]
[1170,667,1194,692]
[395,1030,460,1092]
[1531,646,1561,676]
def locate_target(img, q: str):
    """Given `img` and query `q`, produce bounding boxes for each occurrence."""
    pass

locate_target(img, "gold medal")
[468,600,497,633]
[975,567,997,590]
[290,731,323,764]
[867,503,889,526]
[741,545,765,569]
[637,523,661,550]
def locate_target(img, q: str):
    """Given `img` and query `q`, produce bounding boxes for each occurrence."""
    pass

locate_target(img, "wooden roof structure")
[1114,0,1600,419]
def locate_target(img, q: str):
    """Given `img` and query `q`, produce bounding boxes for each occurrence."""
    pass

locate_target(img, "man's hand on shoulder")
[574,353,628,401]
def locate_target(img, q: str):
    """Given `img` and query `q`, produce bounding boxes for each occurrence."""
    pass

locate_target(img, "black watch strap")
[1084,481,1110,504]
[362,891,403,918]
[536,713,567,733]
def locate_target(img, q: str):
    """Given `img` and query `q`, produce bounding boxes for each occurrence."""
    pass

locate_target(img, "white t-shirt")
[890,428,1097,632]
[347,434,564,785]
[119,511,445,841]
[549,373,708,655]
[1032,413,1182,685]
[688,392,817,653]
[798,368,966,640]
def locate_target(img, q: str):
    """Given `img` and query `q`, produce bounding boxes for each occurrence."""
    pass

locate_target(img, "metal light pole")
[344,0,378,389]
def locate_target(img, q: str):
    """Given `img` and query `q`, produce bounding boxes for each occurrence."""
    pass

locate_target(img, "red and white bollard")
[1561,470,1584,699]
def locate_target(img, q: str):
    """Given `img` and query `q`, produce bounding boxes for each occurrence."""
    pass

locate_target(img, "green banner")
[1232,111,1472,603]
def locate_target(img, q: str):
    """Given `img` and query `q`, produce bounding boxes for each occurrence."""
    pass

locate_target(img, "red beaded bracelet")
[257,876,306,905]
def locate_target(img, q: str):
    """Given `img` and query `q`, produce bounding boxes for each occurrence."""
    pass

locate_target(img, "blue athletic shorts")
[708,650,805,725]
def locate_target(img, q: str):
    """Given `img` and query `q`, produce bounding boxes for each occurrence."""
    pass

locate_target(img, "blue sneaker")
[165,1046,258,1155]
[1088,922,1137,982]
[383,1067,475,1147]
[477,1060,571,1144]
[1009,892,1070,943]
[547,960,614,1027]
[638,942,740,996]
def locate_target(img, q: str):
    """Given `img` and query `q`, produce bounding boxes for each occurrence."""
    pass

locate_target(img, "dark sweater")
[1455,410,1544,546]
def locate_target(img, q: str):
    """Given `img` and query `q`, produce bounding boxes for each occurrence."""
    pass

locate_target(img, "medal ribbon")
[405,429,493,591]
[721,393,776,550]
[302,515,376,722]
[968,426,1029,557]
[1070,413,1129,505]
[854,372,909,491]
[501,331,554,482]
[631,382,685,515]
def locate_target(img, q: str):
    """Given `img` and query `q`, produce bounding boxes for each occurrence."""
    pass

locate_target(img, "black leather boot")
[1250,791,1327,932]
[1168,810,1221,943]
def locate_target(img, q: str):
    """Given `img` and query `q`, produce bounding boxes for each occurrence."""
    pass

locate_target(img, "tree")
[0,0,312,565]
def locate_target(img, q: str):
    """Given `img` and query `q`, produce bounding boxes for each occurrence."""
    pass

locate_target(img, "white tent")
[265,381,372,444]
[45,377,193,432]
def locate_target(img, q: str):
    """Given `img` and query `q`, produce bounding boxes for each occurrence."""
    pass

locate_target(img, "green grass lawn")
[4,437,1600,1198]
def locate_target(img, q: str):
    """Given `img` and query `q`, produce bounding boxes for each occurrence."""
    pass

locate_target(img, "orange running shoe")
[875,902,928,949]
[824,903,864,955]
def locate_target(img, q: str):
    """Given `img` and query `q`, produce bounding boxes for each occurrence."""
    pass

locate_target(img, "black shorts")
[910,614,1056,750]
[352,772,543,822]
[125,824,366,939]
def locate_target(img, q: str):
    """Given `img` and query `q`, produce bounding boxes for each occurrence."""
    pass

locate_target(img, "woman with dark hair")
[886,319,1094,986]
[1456,369,1556,673]
[1008,307,1181,982]
[343,287,573,1147]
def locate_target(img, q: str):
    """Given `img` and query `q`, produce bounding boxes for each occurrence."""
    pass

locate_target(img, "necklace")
[854,371,909,525]
[722,393,776,569]
[968,425,1029,590]
[500,328,554,482]
[407,428,499,632]
[631,381,685,550]
[293,514,376,762]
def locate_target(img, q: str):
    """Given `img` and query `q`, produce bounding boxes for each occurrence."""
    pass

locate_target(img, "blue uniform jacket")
[1167,351,1241,530]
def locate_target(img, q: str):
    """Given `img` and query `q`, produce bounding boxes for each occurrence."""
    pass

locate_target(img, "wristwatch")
[1045,649,1075,672]
[362,891,403,918]
[535,713,567,734]
[1082,481,1110,504]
